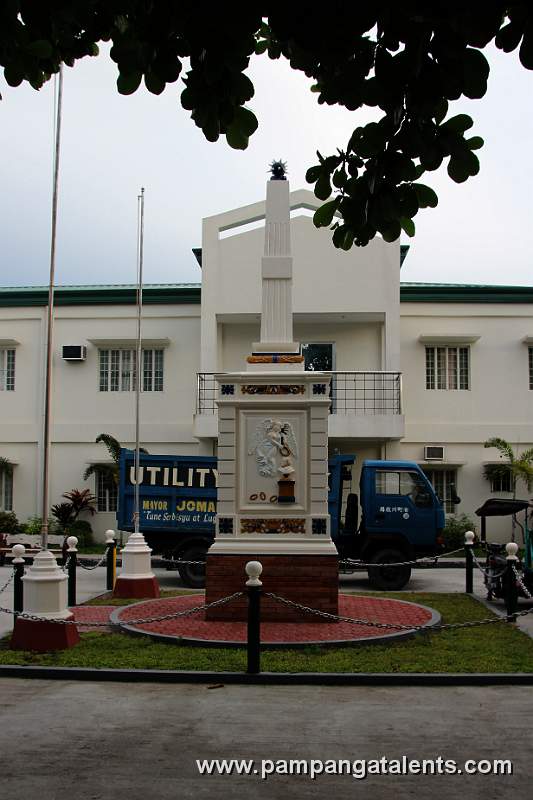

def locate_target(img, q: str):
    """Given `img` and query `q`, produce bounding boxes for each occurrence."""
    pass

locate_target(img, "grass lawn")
[1,593,533,673]
[85,589,202,607]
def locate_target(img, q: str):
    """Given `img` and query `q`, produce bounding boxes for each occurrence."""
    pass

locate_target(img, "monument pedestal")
[206,552,338,621]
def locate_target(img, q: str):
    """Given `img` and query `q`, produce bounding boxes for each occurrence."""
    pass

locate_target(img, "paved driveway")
[0,679,529,800]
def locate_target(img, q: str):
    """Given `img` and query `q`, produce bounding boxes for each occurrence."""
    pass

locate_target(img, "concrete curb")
[1,665,533,685]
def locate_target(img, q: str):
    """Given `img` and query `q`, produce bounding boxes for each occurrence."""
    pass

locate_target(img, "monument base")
[113,576,160,599]
[11,616,80,651]
[206,553,338,622]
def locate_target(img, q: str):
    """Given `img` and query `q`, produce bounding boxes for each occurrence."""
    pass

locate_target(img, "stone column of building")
[205,168,338,622]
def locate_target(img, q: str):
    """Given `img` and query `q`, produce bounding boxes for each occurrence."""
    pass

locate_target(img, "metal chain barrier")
[471,552,507,580]
[77,548,109,571]
[0,591,243,627]
[61,554,72,574]
[0,570,14,596]
[264,591,533,632]
[339,546,466,569]
[513,565,533,600]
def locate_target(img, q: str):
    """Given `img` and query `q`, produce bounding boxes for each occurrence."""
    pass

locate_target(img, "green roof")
[0,284,201,307]
[0,282,532,307]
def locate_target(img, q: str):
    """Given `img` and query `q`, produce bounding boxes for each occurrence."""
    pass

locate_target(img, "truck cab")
[332,459,445,589]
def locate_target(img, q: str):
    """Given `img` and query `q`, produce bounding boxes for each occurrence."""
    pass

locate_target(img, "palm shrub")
[83,433,148,485]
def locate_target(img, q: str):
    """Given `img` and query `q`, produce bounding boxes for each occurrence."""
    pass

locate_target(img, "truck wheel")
[178,546,207,589]
[367,549,412,591]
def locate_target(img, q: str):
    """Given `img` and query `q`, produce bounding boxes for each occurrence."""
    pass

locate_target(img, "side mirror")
[450,484,461,505]
[414,492,432,508]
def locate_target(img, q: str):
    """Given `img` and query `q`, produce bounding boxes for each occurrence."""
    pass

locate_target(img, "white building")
[1,188,532,540]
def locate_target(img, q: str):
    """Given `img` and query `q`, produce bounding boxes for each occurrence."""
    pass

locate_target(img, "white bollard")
[113,531,159,598]
[245,560,263,587]
[11,548,80,650]
[506,542,519,561]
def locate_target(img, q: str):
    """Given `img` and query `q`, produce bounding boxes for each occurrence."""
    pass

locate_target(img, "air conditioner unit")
[424,445,445,461]
[62,345,87,361]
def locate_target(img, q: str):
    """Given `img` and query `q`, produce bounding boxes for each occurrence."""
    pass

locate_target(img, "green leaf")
[413,183,438,208]
[26,39,53,59]
[226,127,248,149]
[117,70,142,95]
[462,48,489,99]
[441,114,474,134]
[380,220,401,242]
[466,136,484,151]
[315,172,332,201]
[232,107,258,137]
[4,64,24,87]
[305,165,321,183]
[255,40,268,55]
[400,217,415,237]
[447,150,479,184]
[225,107,258,150]
[520,21,533,69]
[313,199,338,228]
[144,70,165,95]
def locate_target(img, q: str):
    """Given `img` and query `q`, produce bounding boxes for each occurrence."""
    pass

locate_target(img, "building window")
[98,349,163,392]
[0,470,13,511]
[0,349,15,391]
[490,470,512,493]
[302,342,334,371]
[425,346,469,390]
[96,470,117,512]
[424,469,458,513]
[529,347,533,390]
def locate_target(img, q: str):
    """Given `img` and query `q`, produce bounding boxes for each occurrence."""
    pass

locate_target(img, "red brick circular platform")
[110,594,440,648]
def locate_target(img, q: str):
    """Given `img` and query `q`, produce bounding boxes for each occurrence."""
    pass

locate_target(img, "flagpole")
[133,188,145,535]
[41,65,63,551]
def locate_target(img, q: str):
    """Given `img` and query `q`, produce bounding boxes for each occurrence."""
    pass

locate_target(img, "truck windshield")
[375,470,433,507]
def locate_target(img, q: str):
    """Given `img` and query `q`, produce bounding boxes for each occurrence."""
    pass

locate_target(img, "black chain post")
[67,537,78,608]
[246,561,263,675]
[12,544,25,614]
[464,531,474,594]
[106,531,117,591]
[504,542,519,621]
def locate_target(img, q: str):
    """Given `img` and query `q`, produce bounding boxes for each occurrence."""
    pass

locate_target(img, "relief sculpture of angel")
[248,419,298,478]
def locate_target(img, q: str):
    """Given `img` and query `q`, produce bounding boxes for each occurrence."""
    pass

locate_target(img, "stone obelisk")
[205,162,338,621]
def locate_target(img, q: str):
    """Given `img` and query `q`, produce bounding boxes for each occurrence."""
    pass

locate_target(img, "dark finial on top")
[269,159,288,180]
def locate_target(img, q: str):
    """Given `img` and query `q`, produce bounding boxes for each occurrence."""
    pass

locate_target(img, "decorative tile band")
[218,517,234,534]
[246,355,305,363]
[240,518,306,534]
[312,384,327,395]
[312,518,328,535]
[241,384,305,395]
[220,384,235,395]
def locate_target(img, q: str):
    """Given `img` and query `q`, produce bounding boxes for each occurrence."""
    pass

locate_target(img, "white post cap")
[105,529,116,543]
[245,560,263,587]
[464,531,475,545]
[506,542,519,560]
[66,536,78,551]
[11,543,26,561]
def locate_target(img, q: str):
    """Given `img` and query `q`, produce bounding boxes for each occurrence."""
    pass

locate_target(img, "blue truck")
[117,451,446,589]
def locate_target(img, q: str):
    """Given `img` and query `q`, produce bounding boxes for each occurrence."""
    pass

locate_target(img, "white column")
[253,180,299,354]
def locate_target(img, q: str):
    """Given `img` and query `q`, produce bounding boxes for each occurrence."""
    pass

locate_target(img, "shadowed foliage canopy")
[2,3,533,248]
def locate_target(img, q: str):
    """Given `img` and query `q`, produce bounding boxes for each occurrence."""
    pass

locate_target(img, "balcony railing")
[196,372,402,415]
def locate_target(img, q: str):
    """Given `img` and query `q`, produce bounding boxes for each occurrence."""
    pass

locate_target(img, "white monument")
[206,163,338,621]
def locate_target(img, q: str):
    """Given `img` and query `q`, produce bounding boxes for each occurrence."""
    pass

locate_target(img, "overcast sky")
[1,42,532,288]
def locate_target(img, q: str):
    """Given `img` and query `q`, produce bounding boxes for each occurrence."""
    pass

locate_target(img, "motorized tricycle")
[475,498,533,600]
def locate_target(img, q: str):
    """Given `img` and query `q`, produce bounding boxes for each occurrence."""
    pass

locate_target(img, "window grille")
[96,470,117,512]
[98,349,163,392]
[0,349,15,391]
[0,470,13,511]
[425,346,469,390]
[423,469,458,513]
